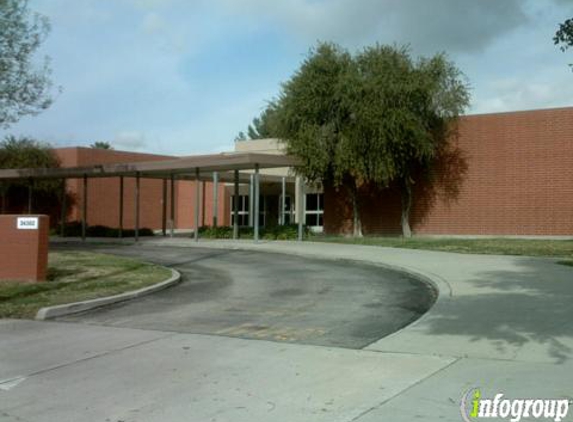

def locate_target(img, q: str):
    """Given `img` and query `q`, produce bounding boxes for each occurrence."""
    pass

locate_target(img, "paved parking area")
[57,245,435,349]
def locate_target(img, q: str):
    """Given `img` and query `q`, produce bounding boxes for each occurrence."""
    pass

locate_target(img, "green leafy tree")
[273,42,469,237]
[272,43,358,231]
[247,106,278,139]
[345,45,470,237]
[0,136,63,219]
[554,18,573,50]
[234,131,247,142]
[0,0,56,128]
[554,17,573,68]
[235,106,279,142]
[90,141,112,149]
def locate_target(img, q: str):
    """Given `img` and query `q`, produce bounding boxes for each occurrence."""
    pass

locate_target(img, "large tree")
[345,45,470,237]
[0,0,55,128]
[272,43,359,232]
[273,42,469,237]
[0,136,63,218]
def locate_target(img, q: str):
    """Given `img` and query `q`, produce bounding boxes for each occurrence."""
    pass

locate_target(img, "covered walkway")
[0,152,302,242]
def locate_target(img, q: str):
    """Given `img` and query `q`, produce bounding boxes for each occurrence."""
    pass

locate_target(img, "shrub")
[138,228,155,237]
[56,221,155,238]
[198,224,309,240]
[198,226,233,238]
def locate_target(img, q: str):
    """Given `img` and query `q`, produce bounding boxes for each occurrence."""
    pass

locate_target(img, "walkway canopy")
[0,152,303,242]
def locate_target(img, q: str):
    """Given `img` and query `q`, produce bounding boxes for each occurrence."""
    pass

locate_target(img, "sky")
[2,0,573,155]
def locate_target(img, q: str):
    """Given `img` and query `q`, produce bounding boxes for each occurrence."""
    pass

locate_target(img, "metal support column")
[281,176,286,225]
[296,176,304,241]
[119,176,124,238]
[135,172,140,242]
[254,164,260,242]
[60,179,67,237]
[248,174,254,227]
[201,180,206,227]
[233,169,239,240]
[170,174,175,238]
[194,168,200,242]
[82,175,88,241]
[161,179,167,236]
[212,172,219,227]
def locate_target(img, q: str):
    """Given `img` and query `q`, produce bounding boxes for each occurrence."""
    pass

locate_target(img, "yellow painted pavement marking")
[216,323,326,342]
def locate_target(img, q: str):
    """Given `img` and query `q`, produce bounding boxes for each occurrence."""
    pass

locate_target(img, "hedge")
[198,224,309,240]
[56,221,155,238]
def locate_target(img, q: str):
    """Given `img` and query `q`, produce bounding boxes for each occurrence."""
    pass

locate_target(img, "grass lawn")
[312,236,573,263]
[0,251,172,319]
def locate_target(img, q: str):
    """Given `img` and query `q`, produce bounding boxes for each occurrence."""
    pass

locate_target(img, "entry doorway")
[265,195,279,227]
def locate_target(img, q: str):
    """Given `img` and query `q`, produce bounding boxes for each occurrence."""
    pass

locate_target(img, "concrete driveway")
[1,239,572,422]
[57,245,435,349]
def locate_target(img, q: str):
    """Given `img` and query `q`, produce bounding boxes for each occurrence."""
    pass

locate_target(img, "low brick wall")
[0,215,49,282]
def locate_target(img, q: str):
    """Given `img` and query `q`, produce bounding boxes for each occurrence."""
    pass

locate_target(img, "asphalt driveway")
[56,245,436,349]
[2,240,573,422]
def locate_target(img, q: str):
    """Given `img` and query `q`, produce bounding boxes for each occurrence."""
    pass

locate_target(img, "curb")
[35,268,181,320]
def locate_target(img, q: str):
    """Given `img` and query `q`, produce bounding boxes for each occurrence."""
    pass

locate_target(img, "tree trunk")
[401,178,412,238]
[349,181,363,238]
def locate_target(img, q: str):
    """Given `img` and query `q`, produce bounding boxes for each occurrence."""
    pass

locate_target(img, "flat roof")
[0,152,300,182]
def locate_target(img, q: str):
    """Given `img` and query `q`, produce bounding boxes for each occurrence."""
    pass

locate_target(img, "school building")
[2,106,573,237]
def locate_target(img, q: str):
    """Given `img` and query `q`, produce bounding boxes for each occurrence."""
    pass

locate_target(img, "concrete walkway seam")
[35,269,181,320]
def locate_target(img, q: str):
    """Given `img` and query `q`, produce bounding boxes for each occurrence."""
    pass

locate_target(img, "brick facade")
[55,148,230,230]
[0,215,49,282]
[47,107,573,236]
[324,107,573,236]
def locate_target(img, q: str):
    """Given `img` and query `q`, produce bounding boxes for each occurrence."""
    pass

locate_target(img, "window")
[230,195,267,227]
[230,195,249,226]
[305,193,324,230]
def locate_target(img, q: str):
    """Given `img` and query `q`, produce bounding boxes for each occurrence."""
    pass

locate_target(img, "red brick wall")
[55,148,229,230]
[56,148,173,229]
[325,107,573,236]
[175,180,230,228]
[52,106,573,236]
[0,215,49,282]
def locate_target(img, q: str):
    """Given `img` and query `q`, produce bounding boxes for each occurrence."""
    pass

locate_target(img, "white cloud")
[218,0,529,54]
[113,131,148,151]
[127,0,176,10]
[472,69,573,114]
[10,0,573,156]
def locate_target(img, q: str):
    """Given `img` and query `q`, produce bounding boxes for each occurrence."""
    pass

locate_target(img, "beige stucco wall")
[234,138,292,177]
